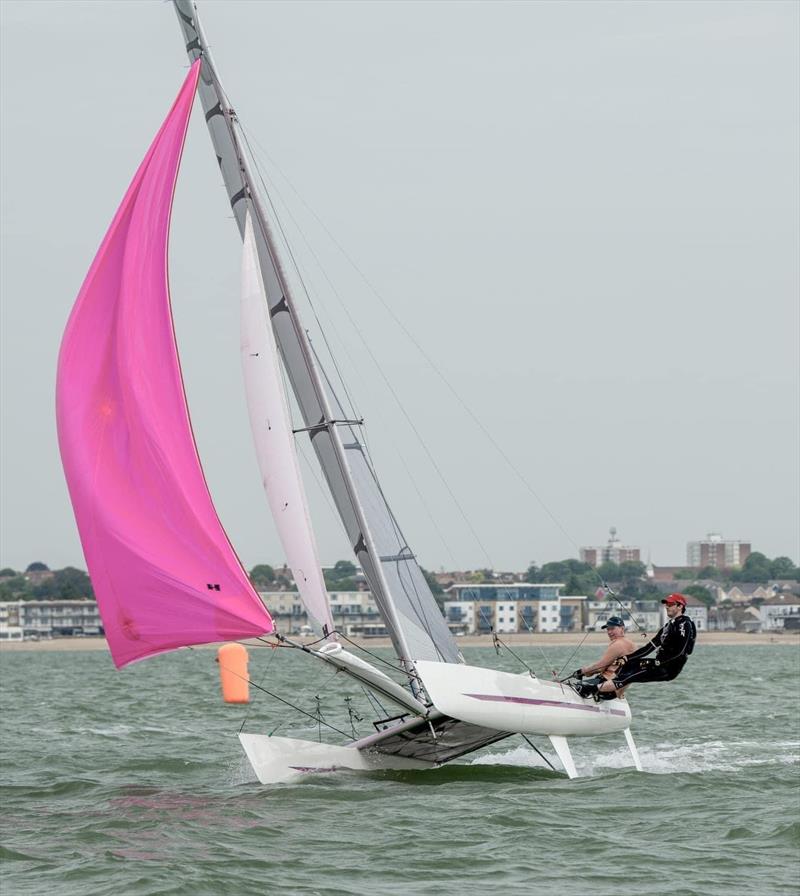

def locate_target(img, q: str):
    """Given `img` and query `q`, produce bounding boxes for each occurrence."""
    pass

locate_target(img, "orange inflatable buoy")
[217,643,250,704]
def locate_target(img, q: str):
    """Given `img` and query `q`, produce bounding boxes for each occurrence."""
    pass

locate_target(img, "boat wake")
[474,739,800,776]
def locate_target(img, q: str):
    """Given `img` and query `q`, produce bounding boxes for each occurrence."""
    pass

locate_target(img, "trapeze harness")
[612,613,697,689]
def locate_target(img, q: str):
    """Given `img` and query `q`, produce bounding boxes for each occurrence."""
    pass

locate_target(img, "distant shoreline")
[1,630,798,654]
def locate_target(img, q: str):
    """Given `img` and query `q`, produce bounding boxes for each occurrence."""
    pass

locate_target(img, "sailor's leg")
[548,735,578,779]
[596,661,651,694]
[596,690,618,701]
[597,676,631,700]
[573,675,604,698]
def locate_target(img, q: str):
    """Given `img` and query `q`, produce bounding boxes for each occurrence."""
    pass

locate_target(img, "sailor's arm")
[581,641,627,676]
[626,635,658,662]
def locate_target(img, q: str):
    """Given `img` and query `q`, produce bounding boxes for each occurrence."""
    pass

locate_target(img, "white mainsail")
[240,210,334,636]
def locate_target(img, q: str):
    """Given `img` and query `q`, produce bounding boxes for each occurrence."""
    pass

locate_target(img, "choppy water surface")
[1,643,798,895]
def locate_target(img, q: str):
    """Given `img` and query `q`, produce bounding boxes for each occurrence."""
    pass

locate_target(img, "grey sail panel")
[336,429,459,663]
[322,379,460,663]
[173,1,460,667]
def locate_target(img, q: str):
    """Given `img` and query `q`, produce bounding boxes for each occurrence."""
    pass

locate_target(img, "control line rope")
[478,608,538,678]
[182,644,353,739]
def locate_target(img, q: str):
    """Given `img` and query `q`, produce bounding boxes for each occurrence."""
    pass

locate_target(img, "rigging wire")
[237,639,279,734]
[244,122,471,648]
[303,320,466,658]
[518,608,559,678]
[246,138,464,652]
[359,684,390,720]
[333,632,414,679]
[263,667,348,738]
[239,127,361,424]
[240,124,494,571]
[520,734,558,772]
[263,630,417,688]
[239,122,649,646]
[477,608,537,678]
[185,645,354,740]
[257,633,416,733]
[259,633,419,729]
[344,696,364,739]
[555,630,594,680]
[306,336,458,569]
[238,124,640,624]
[281,251,462,654]
[603,585,649,636]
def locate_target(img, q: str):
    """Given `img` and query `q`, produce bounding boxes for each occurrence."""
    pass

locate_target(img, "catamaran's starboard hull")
[416,661,631,736]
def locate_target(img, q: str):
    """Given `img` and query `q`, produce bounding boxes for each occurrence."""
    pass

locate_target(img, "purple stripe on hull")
[463,693,627,717]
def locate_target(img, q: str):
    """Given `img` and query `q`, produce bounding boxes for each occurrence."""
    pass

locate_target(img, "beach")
[2,630,798,653]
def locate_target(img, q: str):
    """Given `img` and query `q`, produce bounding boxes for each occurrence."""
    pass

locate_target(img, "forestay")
[56,61,274,668]
[174,1,460,667]
[241,212,334,636]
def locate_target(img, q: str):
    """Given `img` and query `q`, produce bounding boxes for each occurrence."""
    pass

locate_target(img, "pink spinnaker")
[56,61,274,668]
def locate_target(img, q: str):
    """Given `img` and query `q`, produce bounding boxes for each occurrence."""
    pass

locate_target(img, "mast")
[173,1,460,671]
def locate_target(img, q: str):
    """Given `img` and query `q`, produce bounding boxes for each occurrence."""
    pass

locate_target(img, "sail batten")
[240,211,334,636]
[174,2,460,667]
[57,61,273,668]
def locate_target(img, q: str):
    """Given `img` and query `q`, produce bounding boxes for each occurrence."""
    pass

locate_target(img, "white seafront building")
[759,595,800,631]
[260,590,386,637]
[0,600,104,641]
[442,583,585,634]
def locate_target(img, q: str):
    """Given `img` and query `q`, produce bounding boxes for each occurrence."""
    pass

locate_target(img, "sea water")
[1,643,798,896]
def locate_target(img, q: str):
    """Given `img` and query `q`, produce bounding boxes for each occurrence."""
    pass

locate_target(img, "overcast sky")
[1,0,798,574]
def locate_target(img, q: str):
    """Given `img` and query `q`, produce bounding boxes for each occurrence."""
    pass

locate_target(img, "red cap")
[662,593,687,606]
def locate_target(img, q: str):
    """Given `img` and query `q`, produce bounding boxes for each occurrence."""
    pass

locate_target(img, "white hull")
[239,733,433,785]
[239,661,640,784]
[416,660,631,736]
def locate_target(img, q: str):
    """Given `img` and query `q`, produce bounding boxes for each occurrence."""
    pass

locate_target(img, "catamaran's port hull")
[239,733,433,784]
[240,713,516,784]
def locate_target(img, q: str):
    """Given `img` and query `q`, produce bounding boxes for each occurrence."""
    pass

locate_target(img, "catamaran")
[56,0,642,784]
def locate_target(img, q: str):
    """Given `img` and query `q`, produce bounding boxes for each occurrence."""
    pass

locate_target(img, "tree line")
[522,553,799,607]
[248,559,444,598]
[524,559,666,603]
[2,552,795,603]
[672,552,799,584]
[0,563,94,602]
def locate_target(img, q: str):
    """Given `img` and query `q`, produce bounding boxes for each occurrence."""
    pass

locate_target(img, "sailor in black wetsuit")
[577,593,696,699]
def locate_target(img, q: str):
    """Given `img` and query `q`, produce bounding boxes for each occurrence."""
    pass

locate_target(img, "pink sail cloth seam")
[56,60,273,668]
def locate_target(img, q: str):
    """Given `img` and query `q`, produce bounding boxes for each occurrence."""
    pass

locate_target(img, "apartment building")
[259,590,384,637]
[0,600,103,640]
[686,533,750,569]
[442,582,584,634]
[580,527,640,567]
